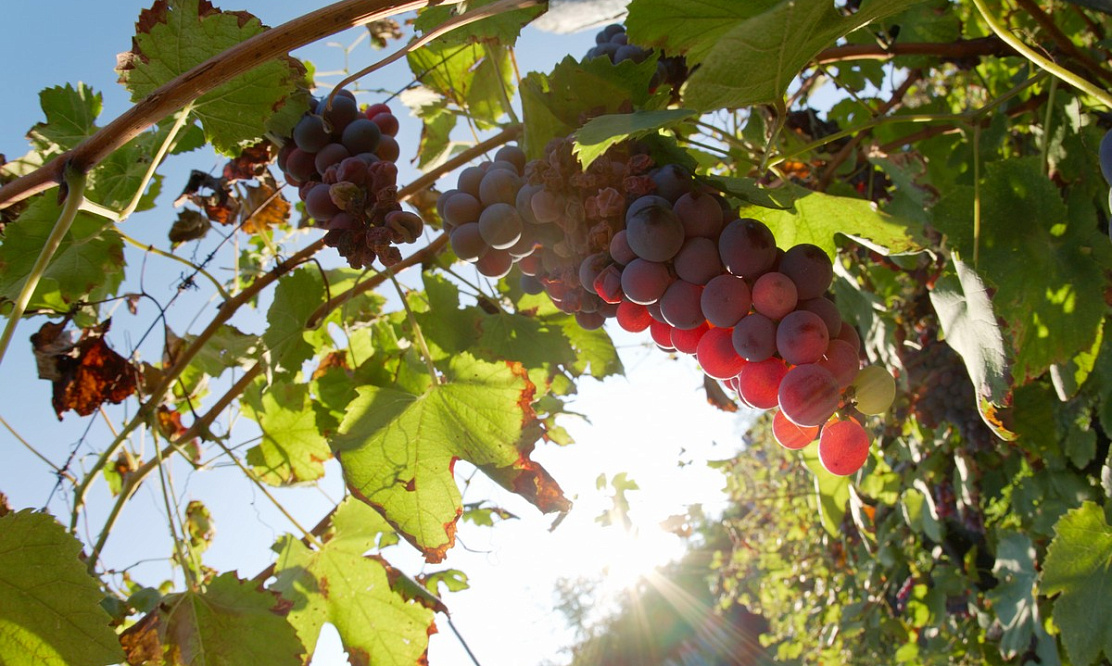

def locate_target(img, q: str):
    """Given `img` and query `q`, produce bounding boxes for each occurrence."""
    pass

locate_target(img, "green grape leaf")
[573,108,698,170]
[187,324,259,377]
[28,83,102,152]
[933,157,1108,383]
[736,183,926,257]
[120,572,302,665]
[801,447,850,537]
[407,40,514,127]
[1041,501,1112,666]
[476,311,577,372]
[116,0,307,155]
[559,319,623,379]
[0,510,124,666]
[626,0,778,63]
[332,354,563,561]
[929,254,1015,440]
[0,197,124,314]
[987,532,1039,660]
[242,378,331,486]
[326,496,399,551]
[263,268,323,376]
[677,0,928,110]
[414,0,544,47]
[271,532,434,663]
[520,55,658,159]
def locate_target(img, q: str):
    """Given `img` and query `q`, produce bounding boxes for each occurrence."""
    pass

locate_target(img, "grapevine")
[0,1,1110,665]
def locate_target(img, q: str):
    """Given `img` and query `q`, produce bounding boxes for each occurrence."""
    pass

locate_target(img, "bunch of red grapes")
[437,138,895,476]
[277,90,423,269]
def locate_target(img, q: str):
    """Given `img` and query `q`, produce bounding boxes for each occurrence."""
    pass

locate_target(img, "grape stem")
[0,167,86,373]
[970,0,1112,108]
[0,0,468,211]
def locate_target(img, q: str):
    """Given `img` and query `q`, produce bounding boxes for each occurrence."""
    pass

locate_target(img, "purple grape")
[479,168,523,207]
[732,313,777,362]
[341,118,382,155]
[673,237,723,285]
[285,148,318,184]
[478,203,523,250]
[701,274,751,328]
[673,191,724,239]
[495,145,527,174]
[376,135,400,162]
[719,218,778,278]
[516,184,542,225]
[314,143,351,174]
[609,230,637,265]
[293,114,330,153]
[370,112,399,137]
[659,280,705,330]
[443,192,482,227]
[450,223,489,262]
[305,183,340,221]
[776,310,830,365]
[457,165,487,198]
[318,95,361,134]
[752,271,798,320]
[626,197,685,262]
[650,164,692,203]
[620,258,672,304]
[780,243,834,300]
[476,248,513,278]
[798,297,842,338]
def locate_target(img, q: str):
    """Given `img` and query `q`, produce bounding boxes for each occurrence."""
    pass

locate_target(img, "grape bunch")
[436,137,894,476]
[584,24,688,97]
[277,90,422,269]
[901,338,996,452]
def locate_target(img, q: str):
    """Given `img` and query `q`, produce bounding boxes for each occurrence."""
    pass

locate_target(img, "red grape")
[778,364,840,427]
[696,327,746,380]
[737,357,789,409]
[773,409,819,450]
[818,418,870,476]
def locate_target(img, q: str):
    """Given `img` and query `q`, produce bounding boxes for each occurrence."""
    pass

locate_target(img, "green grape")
[851,364,895,415]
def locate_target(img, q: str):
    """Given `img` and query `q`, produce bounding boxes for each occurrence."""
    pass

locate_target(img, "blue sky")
[0,3,754,664]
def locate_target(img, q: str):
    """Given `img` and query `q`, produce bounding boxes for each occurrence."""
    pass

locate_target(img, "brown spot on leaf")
[343,479,455,564]
[405,478,417,492]
[119,610,162,664]
[0,491,10,518]
[318,575,330,600]
[32,320,138,419]
[481,458,571,514]
[348,647,370,666]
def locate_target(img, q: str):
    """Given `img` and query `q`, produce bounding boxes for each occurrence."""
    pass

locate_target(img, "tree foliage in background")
[1,0,1111,664]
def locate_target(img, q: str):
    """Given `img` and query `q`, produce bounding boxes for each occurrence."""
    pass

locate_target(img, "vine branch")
[0,0,466,211]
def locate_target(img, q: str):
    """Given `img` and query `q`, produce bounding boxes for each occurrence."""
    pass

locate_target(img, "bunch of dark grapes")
[584,24,688,97]
[277,90,422,269]
[437,137,896,476]
[901,339,996,452]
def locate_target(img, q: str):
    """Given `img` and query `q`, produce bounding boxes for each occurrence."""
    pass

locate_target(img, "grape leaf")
[520,55,658,159]
[0,510,124,666]
[271,528,434,663]
[559,319,623,379]
[119,572,303,665]
[414,0,544,47]
[407,40,514,127]
[263,268,324,376]
[242,378,331,486]
[116,0,307,155]
[0,196,124,314]
[932,157,1109,383]
[332,354,562,561]
[672,0,928,110]
[987,532,1039,660]
[800,446,850,537]
[929,254,1016,440]
[573,108,699,170]
[626,0,778,63]
[736,183,926,257]
[28,83,102,152]
[1041,501,1112,666]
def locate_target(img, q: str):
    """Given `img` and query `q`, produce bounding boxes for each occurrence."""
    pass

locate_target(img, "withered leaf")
[168,209,211,245]
[704,375,739,413]
[223,141,273,183]
[32,320,139,419]
[239,181,290,233]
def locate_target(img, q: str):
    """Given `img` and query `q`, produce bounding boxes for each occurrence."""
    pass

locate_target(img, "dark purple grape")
[327,212,357,231]
[798,297,842,338]
[457,165,487,198]
[286,148,318,184]
[294,114,330,153]
[732,313,777,362]
[507,227,537,258]
[673,191,724,239]
[659,280,705,330]
[314,143,351,174]
[318,95,361,134]
[701,274,751,328]
[516,184,542,225]
[341,118,382,155]
[495,145,527,174]
[673,237,723,285]
[476,248,513,278]
[719,218,777,278]
[479,168,523,207]
[578,252,609,291]
[576,310,606,330]
[615,44,649,63]
[443,192,482,227]
[375,135,400,162]
[647,301,667,323]
[305,183,340,221]
[478,203,523,250]
[277,142,295,173]
[450,223,488,262]
[776,310,830,366]
[620,259,672,304]
[650,164,692,203]
[780,243,834,300]
[370,112,399,137]
[336,157,368,186]
[609,230,636,265]
[520,273,544,295]
[626,198,684,262]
